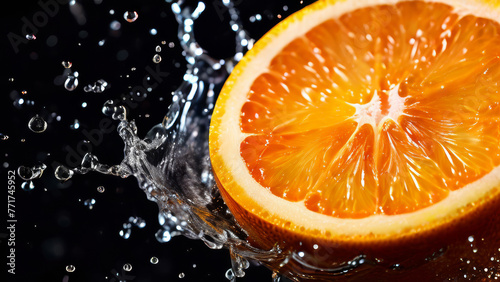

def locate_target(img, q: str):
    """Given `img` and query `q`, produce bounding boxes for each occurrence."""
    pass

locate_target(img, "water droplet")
[83,79,108,93]
[102,100,115,116]
[111,105,127,121]
[119,228,131,239]
[155,229,172,242]
[129,216,146,228]
[70,119,80,130]
[123,263,132,272]
[272,271,281,282]
[28,115,47,133]
[83,198,96,210]
[468,235,474,242]
[21,181,35,191]
[64,75,79,91]
[26,34,36,40]
[55,165,74,181]
[17,163,46,180]
[124,11,138,23]
[62,61,72,68]
[110,20,121,31]
[66,265,76,272]
[152,54,162,64]
[150,256,159,264]
[155,45,162,52]
[225,269,234,280]
[178,272,185,279]
[97,185,105,193]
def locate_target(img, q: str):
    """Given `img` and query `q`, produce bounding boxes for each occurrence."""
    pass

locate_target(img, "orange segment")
[377,119,449,214]
[241,120,358,202]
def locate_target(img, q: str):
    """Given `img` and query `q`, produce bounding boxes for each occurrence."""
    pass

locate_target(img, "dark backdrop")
[1,0,314,281]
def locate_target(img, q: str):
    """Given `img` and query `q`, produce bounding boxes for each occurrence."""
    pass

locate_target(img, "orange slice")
[209,0,500,279]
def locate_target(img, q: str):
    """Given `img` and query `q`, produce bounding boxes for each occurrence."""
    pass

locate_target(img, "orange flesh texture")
[239,1,500,219]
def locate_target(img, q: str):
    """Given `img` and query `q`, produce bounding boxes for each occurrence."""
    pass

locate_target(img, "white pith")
[211,0,500,238]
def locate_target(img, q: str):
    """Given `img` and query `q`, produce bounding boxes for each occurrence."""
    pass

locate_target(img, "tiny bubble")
[28,115,47,133]
[178,272,185,278]
[110,20,121,31]
[97,186,105,193]
[21,90,28,95]
[66,265,76,272]
[21,181,35,191]
[150,256,159,264]
[70,119,80,130]
[64,75,78,91]
[153,54,162,63]
[124,11,138,22]
[62,61,72,68]
[26,34,36,40]
[155,45,162,52]
[0,133,9,140]
[123,263,132,271]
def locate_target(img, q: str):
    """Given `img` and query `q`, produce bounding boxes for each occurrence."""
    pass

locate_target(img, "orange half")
[210,0,500,279]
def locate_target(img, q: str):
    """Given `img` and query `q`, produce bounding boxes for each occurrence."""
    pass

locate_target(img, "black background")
[1,0,314,281]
